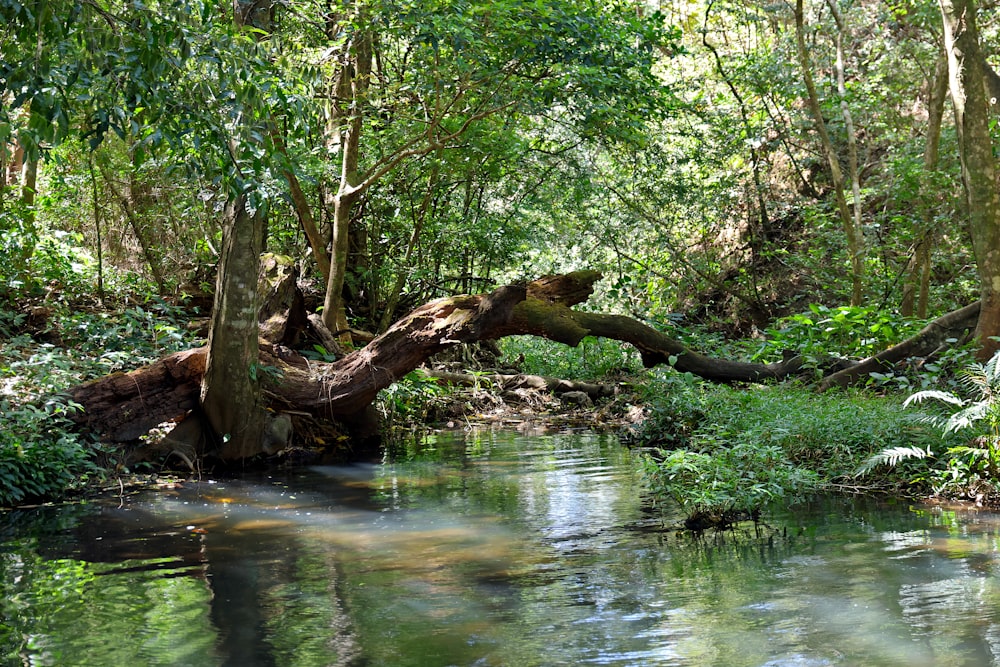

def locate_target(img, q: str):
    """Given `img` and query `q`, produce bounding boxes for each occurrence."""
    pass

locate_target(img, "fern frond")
[903,390,965,408]
[959,368,988,394]
[943,403,989,434]
[984,351,1000,384]
[855,446,934,476]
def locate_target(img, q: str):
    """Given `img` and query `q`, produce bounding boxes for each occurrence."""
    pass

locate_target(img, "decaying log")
[817,301,981,390]
[64,270,980,456]
[66,347,207,442]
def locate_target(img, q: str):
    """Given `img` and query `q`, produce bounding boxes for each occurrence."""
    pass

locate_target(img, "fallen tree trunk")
[64,270,974,459]
[816,301,981,390]
[68,271,802,455]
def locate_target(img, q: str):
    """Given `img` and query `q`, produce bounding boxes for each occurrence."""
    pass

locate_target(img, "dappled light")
[4,0,1000,663]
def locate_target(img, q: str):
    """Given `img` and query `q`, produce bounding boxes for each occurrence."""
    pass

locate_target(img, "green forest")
[3,0,1000,522]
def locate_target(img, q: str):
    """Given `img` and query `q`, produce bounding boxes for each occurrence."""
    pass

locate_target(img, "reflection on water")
[5,430,1000,665]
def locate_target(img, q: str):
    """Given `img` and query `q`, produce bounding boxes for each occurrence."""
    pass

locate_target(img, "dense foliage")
[2,0,1000,512]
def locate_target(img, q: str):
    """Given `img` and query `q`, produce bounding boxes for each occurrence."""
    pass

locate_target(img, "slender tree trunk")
[87,155,105,304]
[284,166,331,283]
[825,0,864,295]
[939,0,1000,360]
[201,195,267,459]
[99,163,167,294]
[794,0,865,306]
[18,152,38,262]
[379,152,442,331]
[322,26,373,342]
[902,50,949,318]
[270,126,331,283]
[703,1,770,247]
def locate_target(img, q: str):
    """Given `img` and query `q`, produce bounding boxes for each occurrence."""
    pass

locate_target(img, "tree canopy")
[4,0,1000,460]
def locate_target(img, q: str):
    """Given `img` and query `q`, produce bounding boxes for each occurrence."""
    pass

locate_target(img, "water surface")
[3,429,1000,666]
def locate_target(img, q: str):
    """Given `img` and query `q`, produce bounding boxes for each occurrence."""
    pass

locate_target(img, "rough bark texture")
[66,270,977,459]
[200,195,266,459]
[66,347,206,442]
[940,0,1000,360]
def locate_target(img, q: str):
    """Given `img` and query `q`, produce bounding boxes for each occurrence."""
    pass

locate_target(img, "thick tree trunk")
[940,0,1000,360]
[200,195,267,459]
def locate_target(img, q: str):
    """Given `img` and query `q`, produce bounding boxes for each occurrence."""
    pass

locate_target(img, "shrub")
[642,441,818,528]
[0,400,100,506]
[859,350,1000,499]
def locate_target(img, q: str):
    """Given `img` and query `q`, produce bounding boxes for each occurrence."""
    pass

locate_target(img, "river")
[3,428,1000,666]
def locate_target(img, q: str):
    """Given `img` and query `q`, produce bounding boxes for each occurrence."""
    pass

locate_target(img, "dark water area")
[4,429,1000,666]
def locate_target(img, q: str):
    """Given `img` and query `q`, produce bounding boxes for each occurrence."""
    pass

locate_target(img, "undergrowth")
[0,286,199,506]
[635,369,952,526]
[499,335,641,380]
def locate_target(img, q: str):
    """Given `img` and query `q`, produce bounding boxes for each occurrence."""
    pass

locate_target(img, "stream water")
[4,428,1000,666]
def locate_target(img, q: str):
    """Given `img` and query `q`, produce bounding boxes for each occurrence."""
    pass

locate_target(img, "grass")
[635,369,955,525]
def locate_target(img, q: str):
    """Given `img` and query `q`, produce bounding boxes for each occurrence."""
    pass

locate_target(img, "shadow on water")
[5,431,1000,665]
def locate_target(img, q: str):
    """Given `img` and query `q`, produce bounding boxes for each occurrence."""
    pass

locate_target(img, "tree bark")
[321,24,372,342]
[902,50,949,318]
[200,195,267,459]
[283,159,331,284]
[939,0,1000,360]
[67,271,795,453]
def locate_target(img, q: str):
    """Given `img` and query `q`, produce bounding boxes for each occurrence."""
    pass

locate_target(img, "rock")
[559,391,593,408]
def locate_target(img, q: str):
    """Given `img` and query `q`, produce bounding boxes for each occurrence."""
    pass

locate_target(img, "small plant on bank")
[859,350,1000,500]
[642,440,818,530]
[0,399,102,506]
[377,370,459,430]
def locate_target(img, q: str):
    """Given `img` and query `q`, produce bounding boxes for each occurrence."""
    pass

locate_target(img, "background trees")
[4,0,1000,457]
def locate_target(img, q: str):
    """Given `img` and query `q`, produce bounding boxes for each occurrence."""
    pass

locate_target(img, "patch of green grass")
[637,370,947,523]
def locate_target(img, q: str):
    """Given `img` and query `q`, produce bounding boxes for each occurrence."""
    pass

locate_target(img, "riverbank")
[1,293,994,515]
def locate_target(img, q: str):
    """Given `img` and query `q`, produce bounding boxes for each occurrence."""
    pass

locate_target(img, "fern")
[903,390,965,408]
[856,446,933,476]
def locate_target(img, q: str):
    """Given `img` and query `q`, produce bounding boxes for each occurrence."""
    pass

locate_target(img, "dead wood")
[64,270,981,457]
[816,301,981,390]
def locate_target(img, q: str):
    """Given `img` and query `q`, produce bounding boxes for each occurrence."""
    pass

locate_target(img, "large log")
[816,301,981,390]
[66,347,206,442]
[68,271,968,457]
